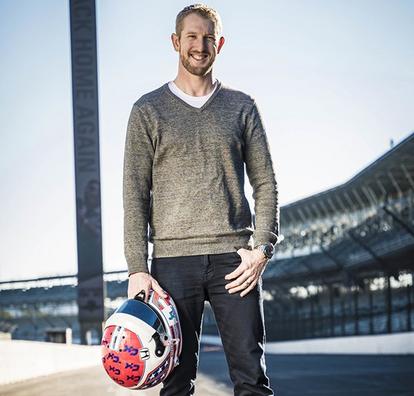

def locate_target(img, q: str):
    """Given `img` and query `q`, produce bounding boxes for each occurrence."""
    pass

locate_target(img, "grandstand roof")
[281,132,414,224]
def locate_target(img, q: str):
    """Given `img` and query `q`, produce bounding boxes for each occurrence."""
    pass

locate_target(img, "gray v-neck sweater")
[123,79,279,274]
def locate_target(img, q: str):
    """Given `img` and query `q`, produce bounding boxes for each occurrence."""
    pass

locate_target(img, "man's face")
[173,13,224,77]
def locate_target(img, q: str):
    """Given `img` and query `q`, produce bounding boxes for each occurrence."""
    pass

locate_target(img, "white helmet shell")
[101,290,182,389]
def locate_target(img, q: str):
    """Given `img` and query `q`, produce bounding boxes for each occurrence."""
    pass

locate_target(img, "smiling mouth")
[190,54,208,61]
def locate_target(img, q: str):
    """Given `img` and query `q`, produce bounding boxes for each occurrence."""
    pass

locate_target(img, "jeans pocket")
[227,251,242,266]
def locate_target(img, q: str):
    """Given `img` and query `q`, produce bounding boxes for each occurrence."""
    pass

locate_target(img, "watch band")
[256,243,274,259]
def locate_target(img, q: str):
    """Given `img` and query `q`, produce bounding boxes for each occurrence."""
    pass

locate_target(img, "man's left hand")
[224,248,268,297]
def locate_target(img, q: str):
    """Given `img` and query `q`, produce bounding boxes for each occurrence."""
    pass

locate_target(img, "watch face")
[264,244,274,257]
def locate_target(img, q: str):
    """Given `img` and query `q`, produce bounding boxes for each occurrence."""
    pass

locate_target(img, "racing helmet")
[101,289,182,389]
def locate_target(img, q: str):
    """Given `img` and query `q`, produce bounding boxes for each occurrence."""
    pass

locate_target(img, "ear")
[171,33,180,52]
[217,36,225,54]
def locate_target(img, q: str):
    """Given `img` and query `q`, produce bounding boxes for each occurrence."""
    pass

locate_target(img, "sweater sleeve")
[244,100,280,248]
[123,104,154,275]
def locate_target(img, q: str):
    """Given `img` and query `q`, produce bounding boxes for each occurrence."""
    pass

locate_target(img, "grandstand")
[262,132,414,341]
[1,132,413,345]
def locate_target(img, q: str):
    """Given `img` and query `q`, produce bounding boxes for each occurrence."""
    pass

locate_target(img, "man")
[123,4,279,395]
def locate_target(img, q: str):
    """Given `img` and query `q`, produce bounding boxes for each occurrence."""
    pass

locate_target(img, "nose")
[192,37,209,53]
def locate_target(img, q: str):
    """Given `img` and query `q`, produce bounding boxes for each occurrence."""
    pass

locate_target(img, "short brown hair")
[175,3,222,38]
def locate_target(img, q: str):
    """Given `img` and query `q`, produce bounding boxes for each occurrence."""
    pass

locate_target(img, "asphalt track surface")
[2,345,414,395]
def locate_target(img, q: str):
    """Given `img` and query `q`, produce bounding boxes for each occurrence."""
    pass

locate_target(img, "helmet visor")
[116,299,166,334]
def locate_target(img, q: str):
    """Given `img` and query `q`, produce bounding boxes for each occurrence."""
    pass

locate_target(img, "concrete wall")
[0,340,101,385]
[201,331,414,354]
[2,332,413,385]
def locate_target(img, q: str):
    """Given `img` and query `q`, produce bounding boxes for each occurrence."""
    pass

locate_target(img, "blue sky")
[0,0,413,281]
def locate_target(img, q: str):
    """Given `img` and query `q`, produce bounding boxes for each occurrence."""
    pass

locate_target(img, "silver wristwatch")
[255,243,274,259]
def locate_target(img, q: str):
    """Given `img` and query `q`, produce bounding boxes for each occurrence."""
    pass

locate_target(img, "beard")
[180,51,215,76]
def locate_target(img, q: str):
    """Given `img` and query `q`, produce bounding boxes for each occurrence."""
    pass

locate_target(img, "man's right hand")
[128,272,168,302]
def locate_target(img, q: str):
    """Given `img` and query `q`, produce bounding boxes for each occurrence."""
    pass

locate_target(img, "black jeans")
[151,251,274,396]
